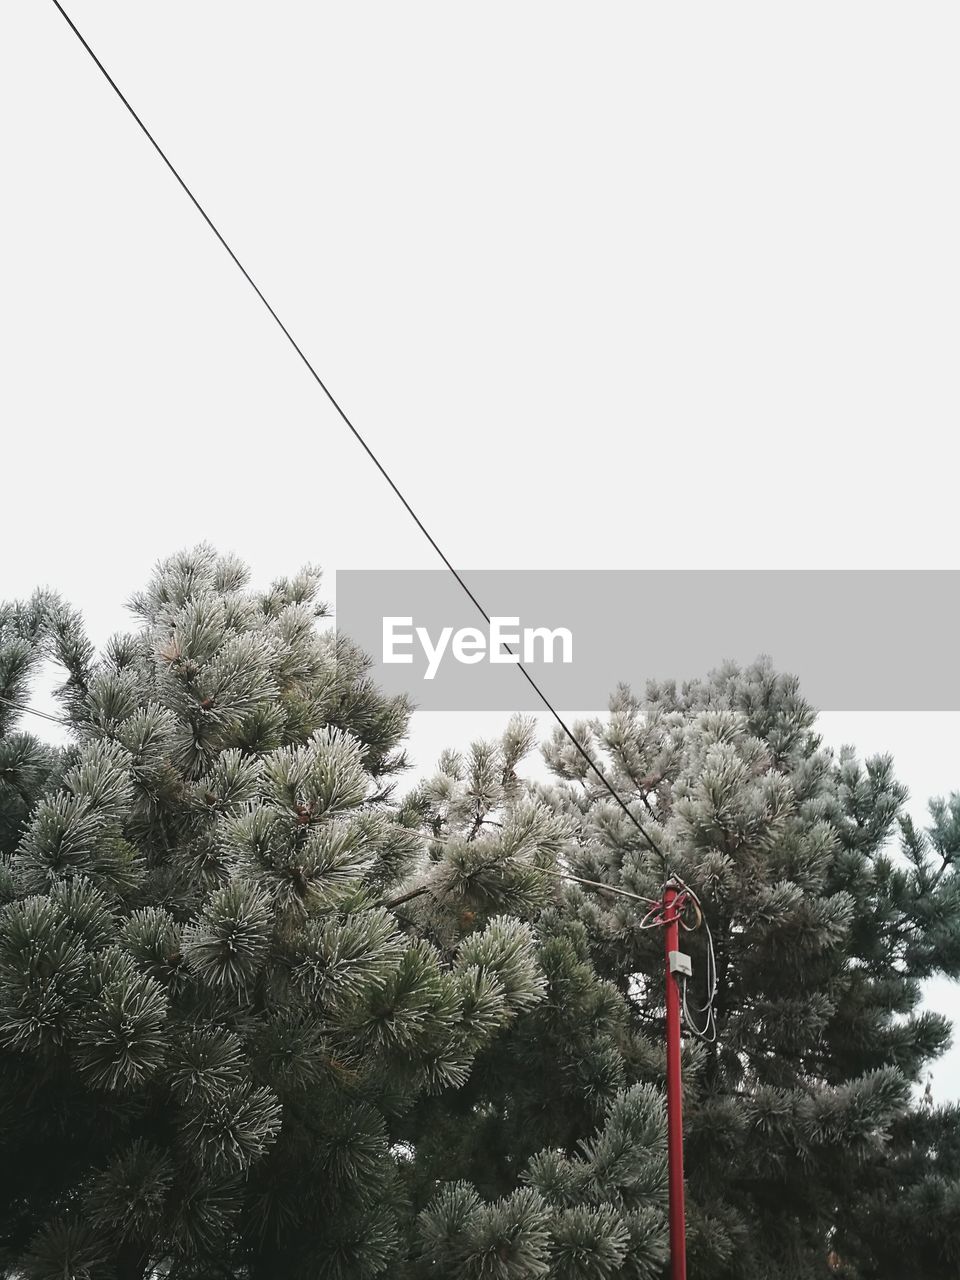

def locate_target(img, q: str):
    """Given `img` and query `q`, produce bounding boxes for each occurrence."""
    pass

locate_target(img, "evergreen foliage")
[2,555,959,1278]
[515,663,960,1277]
[0,550,667,1280]
[0,594,68,855]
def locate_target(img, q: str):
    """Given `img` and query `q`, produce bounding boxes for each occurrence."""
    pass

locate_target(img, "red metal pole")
[663,880,688,1280]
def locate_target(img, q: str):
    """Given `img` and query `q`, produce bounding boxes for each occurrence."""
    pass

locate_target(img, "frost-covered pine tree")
[390,723,669,1278]
[516,661,960,1278]
[9,555,953,1279]
[0,548,670,1280]
[0,592,85,855]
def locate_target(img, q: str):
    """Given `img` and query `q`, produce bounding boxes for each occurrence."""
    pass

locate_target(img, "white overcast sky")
[3,3,959,1093]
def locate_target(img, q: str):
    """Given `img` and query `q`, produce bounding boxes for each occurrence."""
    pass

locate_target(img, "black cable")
[44,0,663,860]
[0,693,68,726]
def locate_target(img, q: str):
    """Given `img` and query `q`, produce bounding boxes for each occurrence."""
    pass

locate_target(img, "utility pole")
[662,879,690,1280]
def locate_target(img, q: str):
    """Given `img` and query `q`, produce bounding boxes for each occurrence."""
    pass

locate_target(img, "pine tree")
[0,548,669,1280]
[389,724,669,1278]
[0,592,72,856]
[8,556,956,1279]
[504,660,960,1277]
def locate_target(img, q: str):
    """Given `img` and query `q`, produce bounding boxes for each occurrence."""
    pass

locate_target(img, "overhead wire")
[0,693,69,727]
[17,11,725,1037]
[45,0,666,865]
